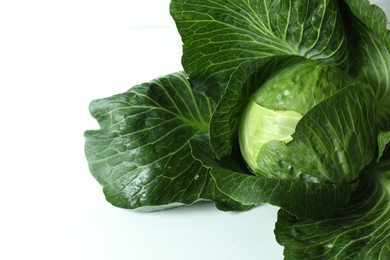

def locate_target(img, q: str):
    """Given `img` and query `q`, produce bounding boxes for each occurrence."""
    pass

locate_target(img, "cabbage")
[85,1,390,258]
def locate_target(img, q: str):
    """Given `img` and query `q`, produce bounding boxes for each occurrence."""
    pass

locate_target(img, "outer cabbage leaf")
[275,159,390,260]
[84,72,249,211]
[378,131,390,161]
[344,0,389,40]
[190,134,357,220]
[343,0,390,130]
[170,0,349,101]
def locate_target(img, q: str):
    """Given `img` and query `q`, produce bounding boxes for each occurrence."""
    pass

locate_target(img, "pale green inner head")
[239,99,302,173]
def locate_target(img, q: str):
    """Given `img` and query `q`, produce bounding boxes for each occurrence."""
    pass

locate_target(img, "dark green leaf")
[170,0,349,101]
[378,131,390,162]
[275,160,390,260]
[85,72,216,210]
[190,134,357,220]
[343,0,390,130]
[344,0,389,41]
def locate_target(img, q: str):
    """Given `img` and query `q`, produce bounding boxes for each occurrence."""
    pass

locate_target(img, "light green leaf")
[275,160,390,260]
[170,0,349,100]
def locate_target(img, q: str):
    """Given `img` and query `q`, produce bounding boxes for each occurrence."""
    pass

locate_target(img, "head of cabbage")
[239,60,351,175]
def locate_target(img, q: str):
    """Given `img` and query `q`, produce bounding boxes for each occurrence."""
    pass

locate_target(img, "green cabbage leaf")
[275,134,390,259]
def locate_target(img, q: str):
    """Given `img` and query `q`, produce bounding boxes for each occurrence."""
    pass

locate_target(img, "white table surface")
[0,1,388,259]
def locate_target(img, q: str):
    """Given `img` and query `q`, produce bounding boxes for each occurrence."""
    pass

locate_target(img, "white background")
[0,1,389,260]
